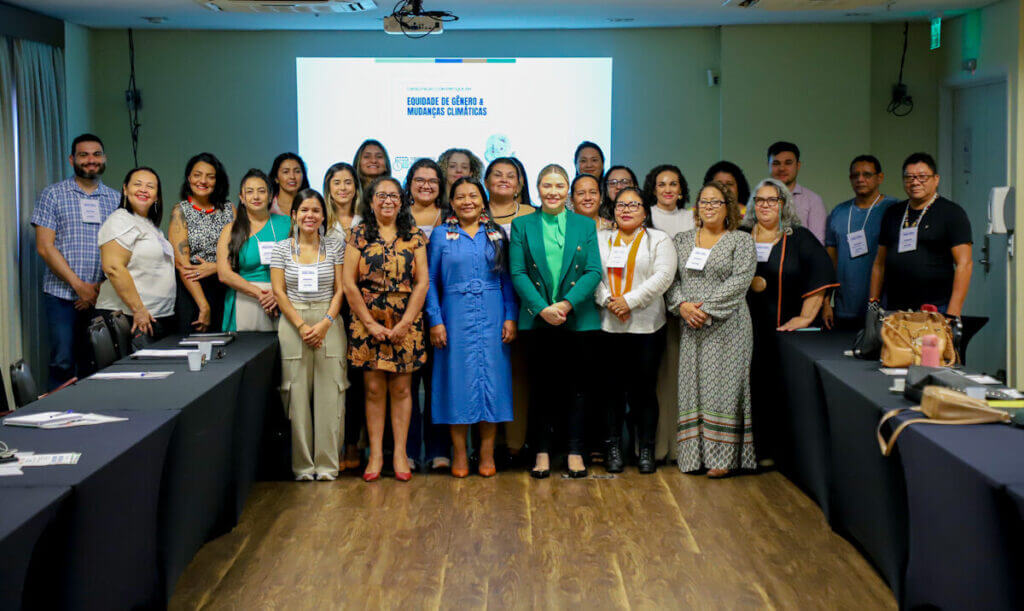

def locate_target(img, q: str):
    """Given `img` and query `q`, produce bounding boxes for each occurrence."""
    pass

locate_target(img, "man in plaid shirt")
[30,134,120,389]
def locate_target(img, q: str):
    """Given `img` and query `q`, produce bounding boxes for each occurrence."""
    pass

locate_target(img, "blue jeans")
[43,293,95,390]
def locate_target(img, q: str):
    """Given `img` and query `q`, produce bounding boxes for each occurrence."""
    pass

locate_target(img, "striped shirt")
[30,177,121,300]
[270,236,344,303]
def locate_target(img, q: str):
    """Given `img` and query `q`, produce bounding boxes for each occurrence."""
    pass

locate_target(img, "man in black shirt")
[869,152,973,315]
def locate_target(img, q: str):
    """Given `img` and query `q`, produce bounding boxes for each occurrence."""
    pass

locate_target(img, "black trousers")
[526,326,600,455]
[175,275,227,334]
[602,328,665,450]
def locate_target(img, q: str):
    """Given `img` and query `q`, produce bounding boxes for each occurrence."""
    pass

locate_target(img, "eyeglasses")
[903,174,935,184]
[615,202,643,211]
[607,179,633,188]
[412,177,439,186]
[849,172,877,179]
[753,197,782,207]
[374,192,402,203]
[698,199,725,208]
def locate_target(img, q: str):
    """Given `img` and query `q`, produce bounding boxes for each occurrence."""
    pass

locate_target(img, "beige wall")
[73,22,941,223]
[937,0,1022,383]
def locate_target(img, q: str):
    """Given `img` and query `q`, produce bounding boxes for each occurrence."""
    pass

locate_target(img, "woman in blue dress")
[425,177,518,478]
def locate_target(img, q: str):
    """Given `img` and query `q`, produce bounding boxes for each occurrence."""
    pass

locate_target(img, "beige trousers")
[655,321,681,461]
[279,301,349,477]
[235,281,276,332]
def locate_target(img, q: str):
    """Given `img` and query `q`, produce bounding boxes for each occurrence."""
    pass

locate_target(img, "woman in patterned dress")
[665,180,757,477]
[168,153,234,333]
[342,176,428,482]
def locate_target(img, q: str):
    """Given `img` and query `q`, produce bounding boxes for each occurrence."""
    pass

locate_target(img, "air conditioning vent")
[196,0,377,14]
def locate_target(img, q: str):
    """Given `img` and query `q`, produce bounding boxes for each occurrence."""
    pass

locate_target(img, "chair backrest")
[107,311,134,358]
[88,316,118,370]
[9,360,38,408]
[0,370,10,414]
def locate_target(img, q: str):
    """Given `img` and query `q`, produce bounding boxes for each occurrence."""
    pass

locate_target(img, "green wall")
[72,23,940,225]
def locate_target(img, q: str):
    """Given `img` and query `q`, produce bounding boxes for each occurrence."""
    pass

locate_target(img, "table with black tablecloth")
[773,332,1024,610]
[0,410,178,609]
[774,330,857,520]
[0,331,279,608]
[0,486,70,610]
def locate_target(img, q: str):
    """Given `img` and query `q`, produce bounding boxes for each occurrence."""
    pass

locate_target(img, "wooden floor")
[170,468,895,610]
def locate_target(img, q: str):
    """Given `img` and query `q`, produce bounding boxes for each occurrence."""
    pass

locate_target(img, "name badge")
[846,230,869,258]
[258,241,276,266]
[606,246,628,268]
[297,265,319,293]
[80,198,102,224]
[898,227,918,253]
[685,247,711,271]
[158,236,173,258]
[755,242,772,263]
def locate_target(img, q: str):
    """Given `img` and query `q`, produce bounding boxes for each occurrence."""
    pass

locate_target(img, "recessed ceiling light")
[607,17,635,23]
[142,16,168,24]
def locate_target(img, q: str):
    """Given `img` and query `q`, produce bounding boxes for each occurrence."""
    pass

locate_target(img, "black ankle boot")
[638,447,656,474]
[605,439,624,473]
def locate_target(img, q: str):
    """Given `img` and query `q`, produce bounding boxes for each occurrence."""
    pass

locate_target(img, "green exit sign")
[930,17,942,50]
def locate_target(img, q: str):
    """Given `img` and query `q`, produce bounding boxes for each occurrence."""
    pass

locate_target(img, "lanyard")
[609,230,644,297]
[253,216,279,245]
[292,234,325,263]
[847,193,882,234]
[900,193,938,229]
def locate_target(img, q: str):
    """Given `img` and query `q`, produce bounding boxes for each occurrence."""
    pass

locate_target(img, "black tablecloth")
[0,332,279,608]
[61,332,279,598]
[814,359,909,600]
[0,410,178,609]
[0,486,71,610]
[774,330,857,519]
[810,355,1024,610]
[891,404,1024,609]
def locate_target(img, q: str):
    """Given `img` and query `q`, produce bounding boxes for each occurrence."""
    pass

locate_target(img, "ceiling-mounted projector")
[384,0,457,37]
[383,13,443,35]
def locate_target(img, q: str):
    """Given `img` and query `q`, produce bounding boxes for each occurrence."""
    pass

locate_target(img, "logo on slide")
[484,134,513,162]
[394,156,414,171]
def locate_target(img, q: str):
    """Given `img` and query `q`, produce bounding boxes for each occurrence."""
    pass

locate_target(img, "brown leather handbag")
[880,311,958,367]
[876,386,1012,456]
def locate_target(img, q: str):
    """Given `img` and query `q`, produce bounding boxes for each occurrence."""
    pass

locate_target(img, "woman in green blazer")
[509,163,602,478]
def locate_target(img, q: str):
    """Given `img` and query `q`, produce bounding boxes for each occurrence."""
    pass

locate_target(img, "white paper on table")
[56,414,129,427]
[1002,389,1024,399]
[90,371,174,380]
[131,349,194,358]
[0,465,23,476]
[879,368,909,376]
[17,452,81,466]
[3,411,83,428]
[179,339,228,347]
[965,374,1001,385]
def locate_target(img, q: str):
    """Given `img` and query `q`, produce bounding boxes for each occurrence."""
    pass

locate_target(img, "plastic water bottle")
[920,334,941,367]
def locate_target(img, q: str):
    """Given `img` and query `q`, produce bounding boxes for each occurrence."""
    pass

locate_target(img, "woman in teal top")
[509,163,602,479]
[216,169,292,331]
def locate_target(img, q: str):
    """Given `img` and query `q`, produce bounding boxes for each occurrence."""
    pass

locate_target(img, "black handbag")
[852,301,886,360]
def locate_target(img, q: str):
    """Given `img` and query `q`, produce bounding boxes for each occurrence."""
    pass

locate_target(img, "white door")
[950,80,1008,377]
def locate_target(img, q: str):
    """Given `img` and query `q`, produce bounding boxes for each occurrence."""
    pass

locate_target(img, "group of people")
[31,134,973,482]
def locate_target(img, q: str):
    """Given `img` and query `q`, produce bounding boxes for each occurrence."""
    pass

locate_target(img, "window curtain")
[11,37,67,393]
[0,36,18,408]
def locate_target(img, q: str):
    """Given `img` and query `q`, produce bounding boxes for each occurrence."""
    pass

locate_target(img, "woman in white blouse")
[595,187,677,474]
[642,164,694,464]
[96,167,177,342]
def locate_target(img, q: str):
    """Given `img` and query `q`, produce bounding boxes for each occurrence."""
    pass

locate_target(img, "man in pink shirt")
[768,141,826,243]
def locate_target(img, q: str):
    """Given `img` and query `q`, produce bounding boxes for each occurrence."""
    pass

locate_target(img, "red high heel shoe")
[394,471,412,482]
[362,470,380,482]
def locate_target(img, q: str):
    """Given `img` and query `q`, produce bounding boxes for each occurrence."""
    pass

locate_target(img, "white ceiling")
[7,0,995,30]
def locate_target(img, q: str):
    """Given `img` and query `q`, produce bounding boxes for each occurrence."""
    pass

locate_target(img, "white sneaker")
[295,473,315,481]
[316,472,337,481]
[431,457,451,470]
